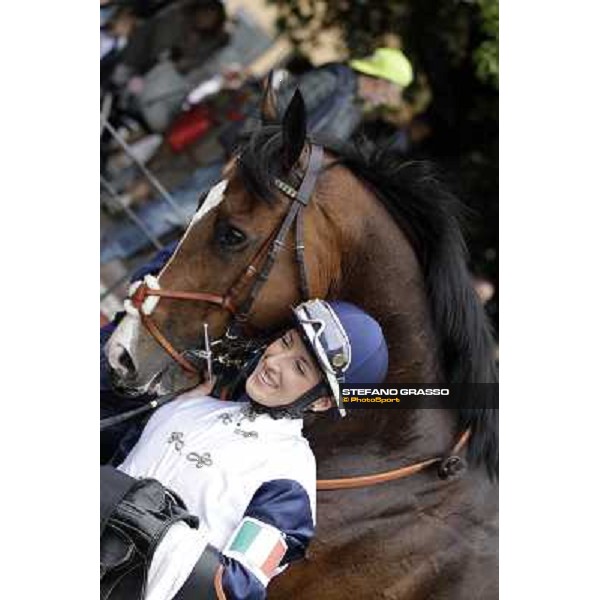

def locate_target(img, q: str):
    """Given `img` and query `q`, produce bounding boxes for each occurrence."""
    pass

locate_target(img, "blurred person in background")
[104,0,230,132]
[101,1,179,84]
[271,47,431,151]
[109,0,228,84]
[110,49,428,211]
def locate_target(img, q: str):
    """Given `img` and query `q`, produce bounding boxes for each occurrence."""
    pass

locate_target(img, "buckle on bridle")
[437,455,466,480]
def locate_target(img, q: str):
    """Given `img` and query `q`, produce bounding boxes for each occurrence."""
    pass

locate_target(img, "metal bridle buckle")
[437,455,466,480]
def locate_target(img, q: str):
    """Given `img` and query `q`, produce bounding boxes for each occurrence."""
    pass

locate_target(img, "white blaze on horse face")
[157,179,229,282]
[105,312,141,375]
[192,179,228,225]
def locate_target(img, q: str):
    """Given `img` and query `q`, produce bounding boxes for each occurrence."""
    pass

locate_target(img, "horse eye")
[216,223,247,249]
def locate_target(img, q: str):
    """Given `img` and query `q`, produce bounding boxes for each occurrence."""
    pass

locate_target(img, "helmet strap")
[248,381,331,420]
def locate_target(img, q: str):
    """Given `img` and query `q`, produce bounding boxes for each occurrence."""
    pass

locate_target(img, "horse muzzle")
[107,341,140,385]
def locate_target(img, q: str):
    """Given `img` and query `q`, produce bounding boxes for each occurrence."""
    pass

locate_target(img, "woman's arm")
[146,479,315,600]
[219,479,314,598]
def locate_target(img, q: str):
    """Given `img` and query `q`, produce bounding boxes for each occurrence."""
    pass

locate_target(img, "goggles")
[292,299,351,416]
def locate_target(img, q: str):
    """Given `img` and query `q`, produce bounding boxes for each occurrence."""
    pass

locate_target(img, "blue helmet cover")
[326,301,388,386]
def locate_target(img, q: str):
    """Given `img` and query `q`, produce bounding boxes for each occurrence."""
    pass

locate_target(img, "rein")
[316,429,471,490]
[124,145,325,375]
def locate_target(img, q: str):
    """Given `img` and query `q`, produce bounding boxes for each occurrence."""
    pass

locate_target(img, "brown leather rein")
[316,429,470,490]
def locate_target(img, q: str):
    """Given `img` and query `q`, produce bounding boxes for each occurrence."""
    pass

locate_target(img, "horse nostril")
[117,347,136,377]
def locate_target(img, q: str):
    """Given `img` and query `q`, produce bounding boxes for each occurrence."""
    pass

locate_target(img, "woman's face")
[245,329,332,411]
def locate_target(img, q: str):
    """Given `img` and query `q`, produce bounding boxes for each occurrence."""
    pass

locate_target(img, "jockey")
[100,299,388,600]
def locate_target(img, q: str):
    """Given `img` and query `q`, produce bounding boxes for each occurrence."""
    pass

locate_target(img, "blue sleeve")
[220,479,314,600]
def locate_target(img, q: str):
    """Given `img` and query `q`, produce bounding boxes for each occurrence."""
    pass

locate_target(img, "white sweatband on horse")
[124,274,161,317]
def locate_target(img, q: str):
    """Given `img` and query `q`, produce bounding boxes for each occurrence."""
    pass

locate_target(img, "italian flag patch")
[223,517,288,586]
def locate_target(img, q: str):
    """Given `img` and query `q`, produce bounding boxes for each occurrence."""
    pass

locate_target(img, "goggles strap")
[290,381,330,411]
[248,381,330,420]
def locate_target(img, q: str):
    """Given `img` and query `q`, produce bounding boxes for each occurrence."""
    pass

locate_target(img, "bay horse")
[105,84,498,599]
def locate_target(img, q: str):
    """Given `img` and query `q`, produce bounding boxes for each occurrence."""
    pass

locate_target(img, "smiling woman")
[246,329,327,409]
[100,299,389,600]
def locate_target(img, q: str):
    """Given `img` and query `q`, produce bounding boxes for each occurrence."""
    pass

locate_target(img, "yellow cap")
[350,47,413,87]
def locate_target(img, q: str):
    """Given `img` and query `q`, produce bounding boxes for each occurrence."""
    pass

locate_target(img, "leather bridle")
[125,144,325,375]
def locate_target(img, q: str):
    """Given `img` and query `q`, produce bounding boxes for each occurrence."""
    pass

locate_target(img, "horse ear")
[260,71,279,123]
[281,89,307,171]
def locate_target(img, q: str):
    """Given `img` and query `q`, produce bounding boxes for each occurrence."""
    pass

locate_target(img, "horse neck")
[335,179,443,383]
[305,171,458,469]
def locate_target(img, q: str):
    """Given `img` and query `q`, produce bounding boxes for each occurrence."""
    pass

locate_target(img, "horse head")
[105,89,342,395]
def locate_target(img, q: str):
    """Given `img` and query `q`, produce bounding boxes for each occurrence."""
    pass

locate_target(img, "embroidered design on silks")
[234,428,258,439]
[218,413,234,425]
[186,452,213,468]
[167,432,213,468]
[218,408,259,438]
[168,431,185,452]
[223,517,288,587]
[239,406,258,423]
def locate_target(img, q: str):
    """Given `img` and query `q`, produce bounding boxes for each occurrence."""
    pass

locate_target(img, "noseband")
[125,145,325,375]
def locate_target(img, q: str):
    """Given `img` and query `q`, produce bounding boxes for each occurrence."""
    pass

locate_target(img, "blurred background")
[100,0,498,331]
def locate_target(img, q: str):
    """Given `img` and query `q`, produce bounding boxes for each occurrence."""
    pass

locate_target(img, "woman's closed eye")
[296,359,306,376]
[281,334,307,376]
[282,332,293,348]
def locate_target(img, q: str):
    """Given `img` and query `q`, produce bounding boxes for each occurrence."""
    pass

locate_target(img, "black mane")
[237,124,498,479]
